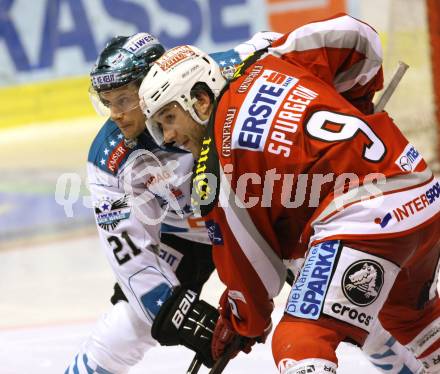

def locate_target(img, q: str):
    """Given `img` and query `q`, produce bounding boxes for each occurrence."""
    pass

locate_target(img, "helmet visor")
[145,117,165,146]
[89,83,141,117]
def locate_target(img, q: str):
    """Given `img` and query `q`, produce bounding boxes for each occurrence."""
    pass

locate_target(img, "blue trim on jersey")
[369,337,417,373]
[88,119,119,164]
[141,282,173,320]
[96,366,113,374]
[210,49,242,67]
[160,222,188,233]
[398,366,416,374]
[88,119,162,175]
[73,353,80,374]
[83,354,94,374]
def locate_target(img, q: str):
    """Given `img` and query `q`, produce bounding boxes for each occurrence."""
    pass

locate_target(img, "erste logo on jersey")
[231,69,318,157]
[285,240,339,320]
[232,69,298,152]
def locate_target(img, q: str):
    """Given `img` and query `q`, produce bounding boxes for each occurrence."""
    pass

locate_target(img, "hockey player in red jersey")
[140,14,440,373]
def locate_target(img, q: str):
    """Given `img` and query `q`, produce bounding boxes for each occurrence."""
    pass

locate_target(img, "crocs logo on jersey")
[95,195,131,231]
[342,260,384,306]
[395,144,421,172]
[330,303,373,327]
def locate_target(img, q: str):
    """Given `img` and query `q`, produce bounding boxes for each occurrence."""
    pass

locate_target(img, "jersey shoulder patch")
[88,119,131,175]
[210,49,243,80]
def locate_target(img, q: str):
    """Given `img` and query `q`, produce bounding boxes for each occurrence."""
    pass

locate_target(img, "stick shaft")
[374,61,409,113]
[186,355,202,374]
[209,337,244,374]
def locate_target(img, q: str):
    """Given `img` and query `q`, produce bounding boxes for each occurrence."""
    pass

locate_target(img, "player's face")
[152,102,206,157]
[99,83,146,140]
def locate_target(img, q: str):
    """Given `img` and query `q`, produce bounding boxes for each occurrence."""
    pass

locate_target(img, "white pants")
[65,301,156,374]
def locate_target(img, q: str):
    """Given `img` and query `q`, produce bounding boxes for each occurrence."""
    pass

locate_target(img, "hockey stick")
[186,355,202,374]
[208,336,246,374]
[186,336,244,374]
[374,61,409,113]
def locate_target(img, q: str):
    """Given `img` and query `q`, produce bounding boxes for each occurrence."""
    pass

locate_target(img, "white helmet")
[139,45,226,146]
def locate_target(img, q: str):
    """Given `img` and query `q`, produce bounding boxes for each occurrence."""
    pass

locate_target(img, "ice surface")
[0,236,378,373]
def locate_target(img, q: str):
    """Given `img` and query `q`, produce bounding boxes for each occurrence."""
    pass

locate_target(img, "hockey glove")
[211,292,272,361]
[151,286,219,368]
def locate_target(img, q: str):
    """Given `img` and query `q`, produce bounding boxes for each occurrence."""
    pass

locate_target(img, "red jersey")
[192,14,440,337]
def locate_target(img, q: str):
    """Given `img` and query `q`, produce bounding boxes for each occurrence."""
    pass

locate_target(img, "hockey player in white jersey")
[65,27,426,373]
[65,32,280,374]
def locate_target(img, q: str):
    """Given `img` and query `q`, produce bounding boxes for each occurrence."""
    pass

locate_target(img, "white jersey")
[66,31,281,374]
[85,30,283,327]
[87,126,209,325]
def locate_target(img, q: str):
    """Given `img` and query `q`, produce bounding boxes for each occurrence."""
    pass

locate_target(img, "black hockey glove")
[151,286,219,368]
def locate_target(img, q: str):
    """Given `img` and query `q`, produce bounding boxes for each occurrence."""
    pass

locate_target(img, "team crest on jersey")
[211,49,241,80]
[342,260,384,306]
[95,195,131,231]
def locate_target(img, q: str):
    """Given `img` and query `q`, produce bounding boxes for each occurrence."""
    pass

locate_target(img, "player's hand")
[211,315,272,361]
[211,315,250,361]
